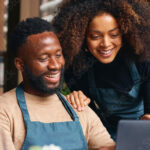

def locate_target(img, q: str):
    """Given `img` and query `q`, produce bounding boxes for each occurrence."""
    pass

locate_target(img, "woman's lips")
[98,48,114,57]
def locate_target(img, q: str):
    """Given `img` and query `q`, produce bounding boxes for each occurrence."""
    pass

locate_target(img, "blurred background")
[0,0,70,95]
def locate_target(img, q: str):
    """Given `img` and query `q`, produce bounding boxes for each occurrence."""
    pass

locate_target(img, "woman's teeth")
[100,50,112,54]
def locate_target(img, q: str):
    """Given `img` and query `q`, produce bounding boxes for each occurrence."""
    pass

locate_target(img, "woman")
[53,0,150,140]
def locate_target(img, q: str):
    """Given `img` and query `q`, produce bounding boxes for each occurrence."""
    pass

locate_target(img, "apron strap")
[56,92,79,121]
[127,62,141,84]
[16,83,79,122]
[16,82,30,122]
[88,68,110,126]
[88,62,141,101]
[88,67,102,106]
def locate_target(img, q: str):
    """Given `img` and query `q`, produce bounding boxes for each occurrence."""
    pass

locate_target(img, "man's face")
[18,31,65,95]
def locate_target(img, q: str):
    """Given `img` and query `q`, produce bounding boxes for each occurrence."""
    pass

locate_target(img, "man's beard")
[24,66,64,95]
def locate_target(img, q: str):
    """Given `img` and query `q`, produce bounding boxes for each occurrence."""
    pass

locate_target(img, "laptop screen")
[116,120,150,150]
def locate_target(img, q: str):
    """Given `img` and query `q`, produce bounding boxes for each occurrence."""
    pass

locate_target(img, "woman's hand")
[66,90,90,111]
[98,145,115,150]
[141,114,150,120]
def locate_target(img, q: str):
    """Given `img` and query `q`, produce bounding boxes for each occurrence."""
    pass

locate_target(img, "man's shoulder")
[75,106,100,123]
[0,88,17,105]
[60,94,100,124]
[75,105,97,115]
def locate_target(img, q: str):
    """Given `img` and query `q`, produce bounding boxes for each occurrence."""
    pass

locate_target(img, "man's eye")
[38,57,48,62]
[56,54,62,58]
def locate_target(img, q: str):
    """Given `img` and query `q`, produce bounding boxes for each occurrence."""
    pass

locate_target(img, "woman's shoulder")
[136,61,150,80]
[64,65,90,92]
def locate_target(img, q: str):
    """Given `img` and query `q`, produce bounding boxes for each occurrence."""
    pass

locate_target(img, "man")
[0,18,115,150]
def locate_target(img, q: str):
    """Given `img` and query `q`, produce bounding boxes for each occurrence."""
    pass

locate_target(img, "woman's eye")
[90,35,102,40]
[110,33,121,39]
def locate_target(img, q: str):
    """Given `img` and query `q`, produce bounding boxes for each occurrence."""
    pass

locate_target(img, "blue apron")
[16,83,88,150]
[88,63,144,140]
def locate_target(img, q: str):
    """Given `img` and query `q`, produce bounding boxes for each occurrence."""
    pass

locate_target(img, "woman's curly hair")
[53,0,150,70]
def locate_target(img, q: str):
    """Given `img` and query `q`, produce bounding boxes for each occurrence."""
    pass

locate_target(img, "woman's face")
[86,13,122,64]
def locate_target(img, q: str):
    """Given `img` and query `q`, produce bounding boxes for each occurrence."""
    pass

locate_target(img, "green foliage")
[61,79,70,96]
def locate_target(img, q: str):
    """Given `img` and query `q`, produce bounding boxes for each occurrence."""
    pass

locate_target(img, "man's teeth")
[100,50,112,54]
[46,73,60,78]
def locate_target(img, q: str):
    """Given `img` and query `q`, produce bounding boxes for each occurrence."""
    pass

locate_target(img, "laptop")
[116,120,150,150]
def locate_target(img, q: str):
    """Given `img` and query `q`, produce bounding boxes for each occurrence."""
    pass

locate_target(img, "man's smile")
[44,72,61,83]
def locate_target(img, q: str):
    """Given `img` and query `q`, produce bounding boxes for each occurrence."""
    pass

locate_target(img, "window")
[0,0,8,93]
[40,0,65,22]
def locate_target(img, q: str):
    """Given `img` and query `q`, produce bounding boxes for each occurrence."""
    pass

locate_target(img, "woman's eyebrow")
[89,27,119,33]
[109,27,119,32]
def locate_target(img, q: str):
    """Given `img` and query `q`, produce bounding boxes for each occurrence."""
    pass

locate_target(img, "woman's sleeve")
[143,82,150,114]
[138,62,150,114]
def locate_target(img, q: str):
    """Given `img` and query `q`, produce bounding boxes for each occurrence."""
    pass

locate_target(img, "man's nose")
[48,58,60,70]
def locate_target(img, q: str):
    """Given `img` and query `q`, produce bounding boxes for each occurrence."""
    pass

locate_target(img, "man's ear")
[14,57,24,72]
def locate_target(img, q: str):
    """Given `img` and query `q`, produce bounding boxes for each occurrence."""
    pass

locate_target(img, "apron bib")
[88,63,144,140]
[16,83,88,150]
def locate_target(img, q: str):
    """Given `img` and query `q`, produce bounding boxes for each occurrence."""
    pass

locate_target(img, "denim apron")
[16,83,88,150]
[88,63,144,140]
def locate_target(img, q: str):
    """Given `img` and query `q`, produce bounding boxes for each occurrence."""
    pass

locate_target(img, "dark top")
[64,56,150,114]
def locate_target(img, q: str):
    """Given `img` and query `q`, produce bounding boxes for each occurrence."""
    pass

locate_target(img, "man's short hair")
[11,17,56,56]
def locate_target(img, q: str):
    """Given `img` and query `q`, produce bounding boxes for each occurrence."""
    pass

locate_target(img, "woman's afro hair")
[53,0,150,68]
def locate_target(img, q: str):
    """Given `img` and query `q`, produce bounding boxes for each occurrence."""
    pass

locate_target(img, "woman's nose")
[100,36,111,48]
